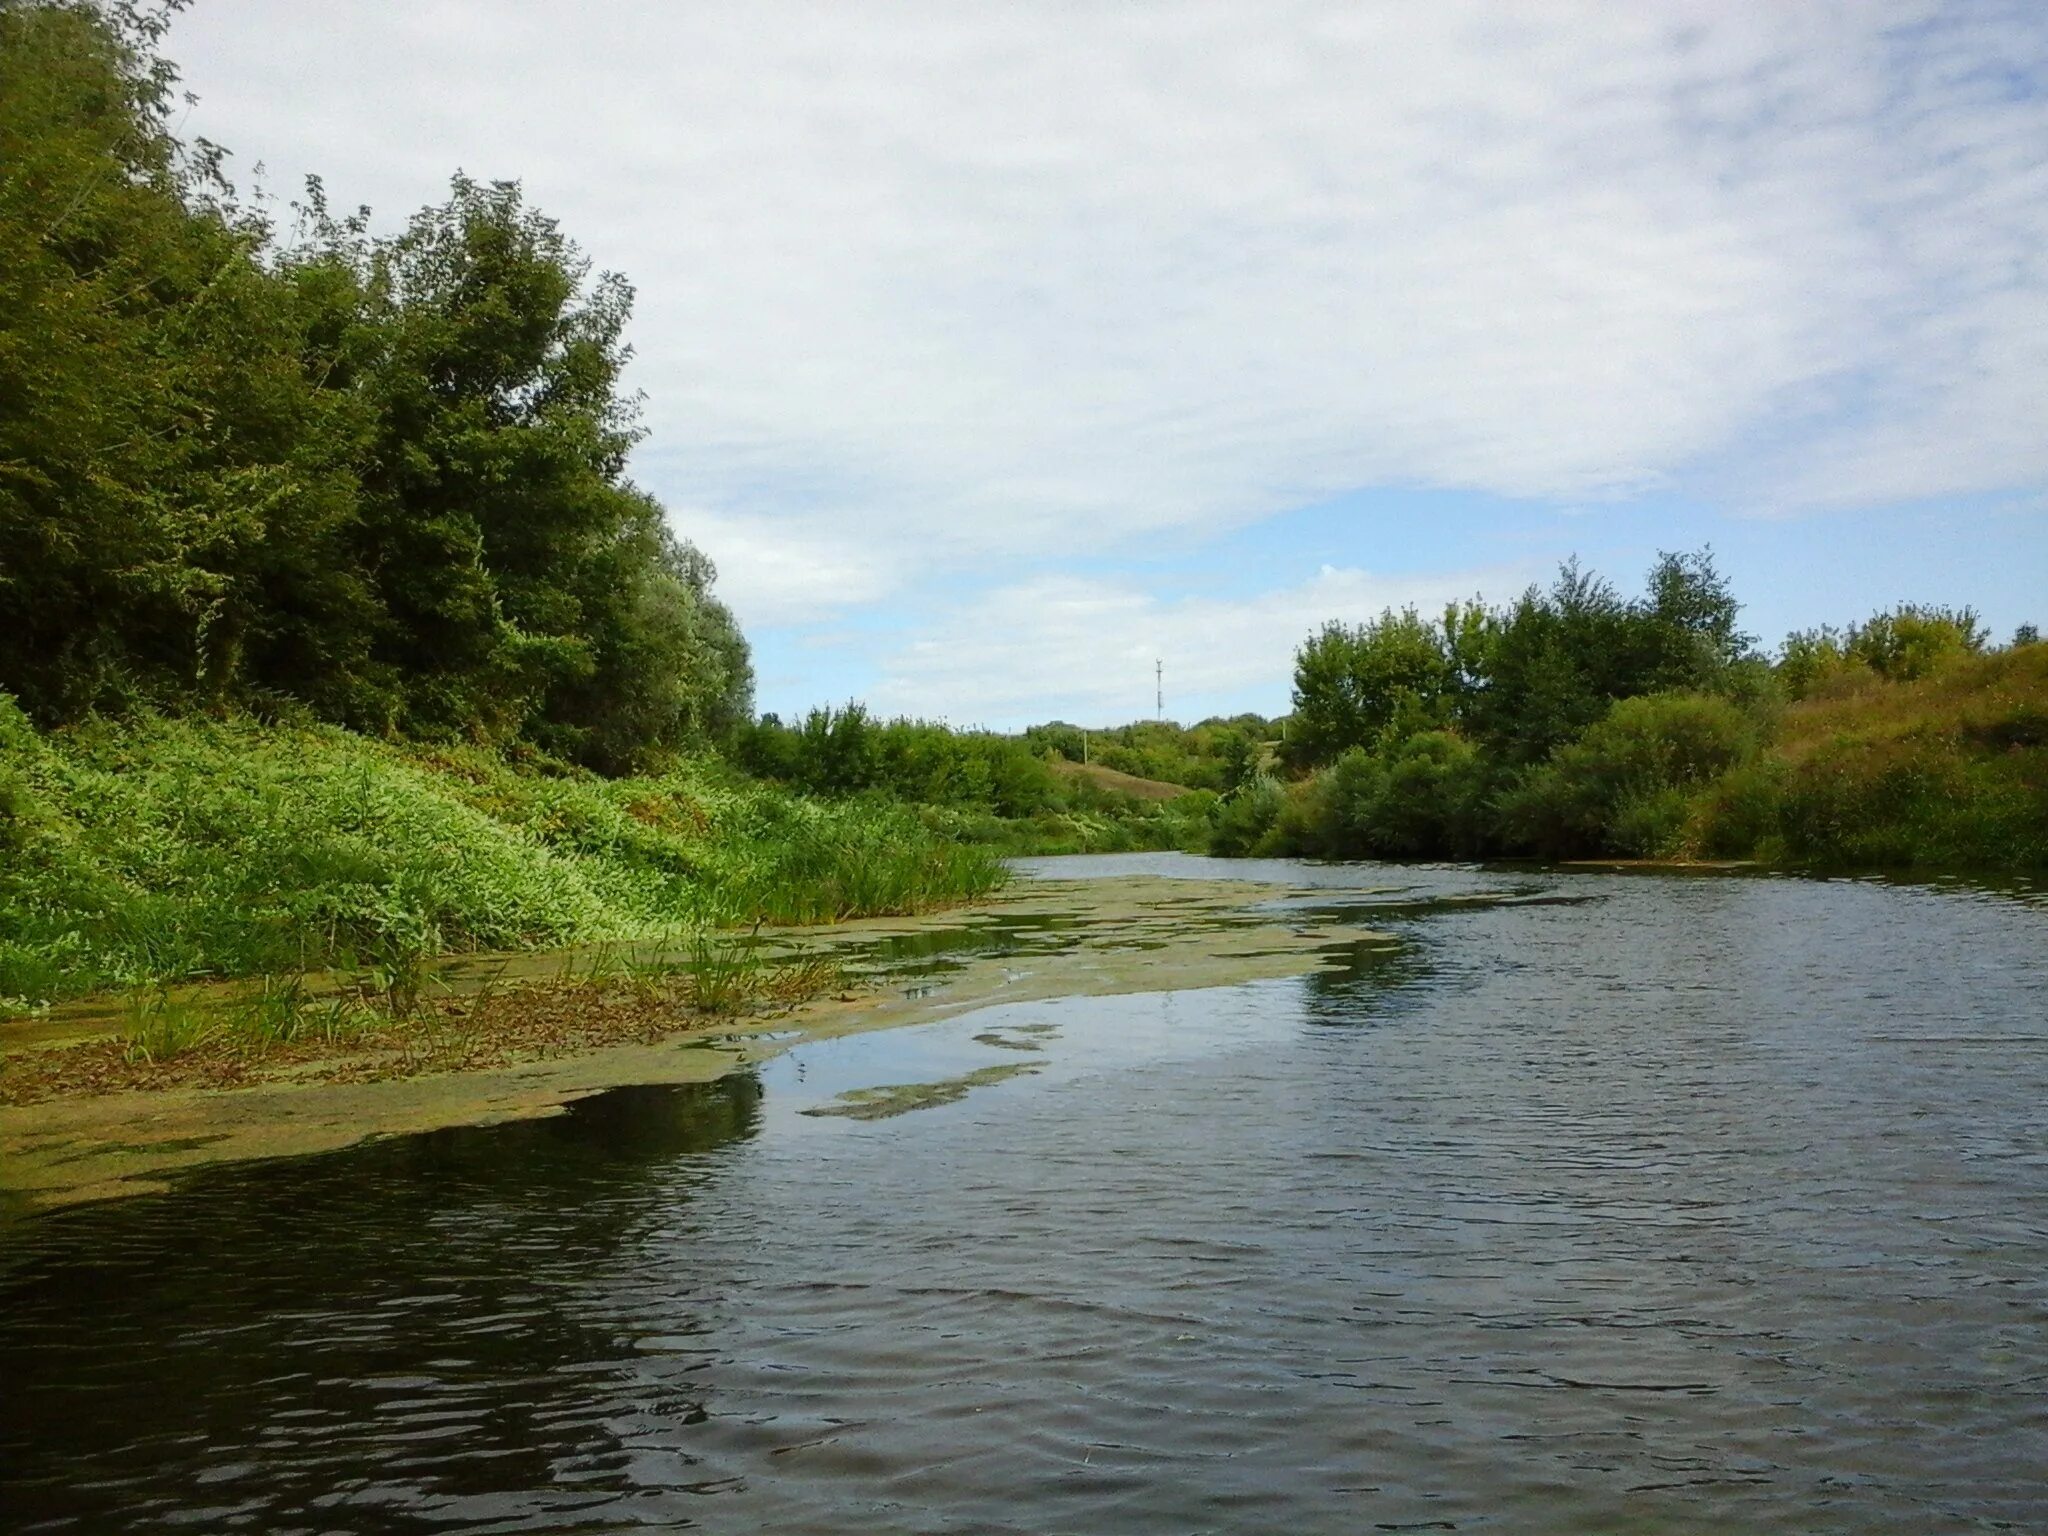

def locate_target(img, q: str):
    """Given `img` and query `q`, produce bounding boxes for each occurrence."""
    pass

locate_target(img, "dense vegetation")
[737,707,1062,817]
[0,2,998,1012]
[1022,717,1273,794]
[733,705,1225,854]
[1,0,748,771]
[1219,555,2046,870]
[0,697,1003,1008]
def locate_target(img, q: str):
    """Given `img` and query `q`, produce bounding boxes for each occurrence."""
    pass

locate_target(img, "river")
[3,855,2045,1533]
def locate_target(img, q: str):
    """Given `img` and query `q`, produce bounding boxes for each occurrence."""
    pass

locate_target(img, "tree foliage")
[0,1,748,768]
[1258,553,2029,865]
[737,706,1060,818]
[1284,551,1753,775]
[1285,608,1458,768]
[1494,692,1753,857]
[1778,604,1987,700]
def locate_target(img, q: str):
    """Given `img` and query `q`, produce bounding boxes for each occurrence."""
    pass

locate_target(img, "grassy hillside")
[0,699,1005,1011]
[1695,643,2048,868]
[1233,640,2046,871]
[1048,759,1192,802]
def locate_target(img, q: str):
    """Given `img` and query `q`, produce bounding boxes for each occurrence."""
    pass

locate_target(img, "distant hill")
[1049,758,1194,803]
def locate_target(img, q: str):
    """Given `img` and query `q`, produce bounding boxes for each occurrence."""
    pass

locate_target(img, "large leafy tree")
[1462,552,1751,766]
[1284,550,1755,771]
[1286,608,1457,767]
[345,175,751,758]
[0,0,340,717]
[0,2,749,767]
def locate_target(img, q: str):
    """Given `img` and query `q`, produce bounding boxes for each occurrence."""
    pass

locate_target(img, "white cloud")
[866,562,1540,728]
[170,0,2048,598]
[667,509,898,629]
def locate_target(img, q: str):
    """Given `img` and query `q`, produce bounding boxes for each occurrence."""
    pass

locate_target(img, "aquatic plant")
[230,972,314,1051]
[680,934,766,1016]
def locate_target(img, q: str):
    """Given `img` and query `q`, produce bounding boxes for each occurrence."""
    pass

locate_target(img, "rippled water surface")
[5,857,2047,1533]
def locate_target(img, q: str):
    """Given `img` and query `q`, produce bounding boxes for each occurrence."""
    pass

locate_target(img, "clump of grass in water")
[683,933,767,1015]
[302,993,374,1048]
[120,989,214,1065]
[227,972,312,1052]
[606,930,843,1015]
[764,952,842,1004]
[355,910,439,1018]
[166,971,386,1063]
[556,937,642,991]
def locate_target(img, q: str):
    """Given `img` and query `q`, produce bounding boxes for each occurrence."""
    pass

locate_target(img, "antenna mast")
[1155,659,1163,721]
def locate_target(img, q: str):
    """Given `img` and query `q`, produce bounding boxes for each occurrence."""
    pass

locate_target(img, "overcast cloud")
[168,1,2048,722]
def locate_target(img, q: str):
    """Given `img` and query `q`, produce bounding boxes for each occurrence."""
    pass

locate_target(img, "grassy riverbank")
[7,638,2038,1021]
[0,699,1006,1011]
[1712,643,2048,867]
[1232,643,2048,870]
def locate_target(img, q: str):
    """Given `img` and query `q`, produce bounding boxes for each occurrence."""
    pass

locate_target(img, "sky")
[165,1,2047,729]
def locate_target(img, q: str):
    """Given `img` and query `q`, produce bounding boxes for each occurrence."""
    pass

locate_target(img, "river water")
[4,856,2046,1534]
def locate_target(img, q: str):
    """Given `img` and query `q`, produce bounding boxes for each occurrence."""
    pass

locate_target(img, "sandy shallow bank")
[1,874,1396,1214]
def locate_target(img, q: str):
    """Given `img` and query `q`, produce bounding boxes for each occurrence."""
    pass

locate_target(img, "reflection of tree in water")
[1295,889,1559,1028]
[0,1074,762,1534]
[1299,935,1435,1027]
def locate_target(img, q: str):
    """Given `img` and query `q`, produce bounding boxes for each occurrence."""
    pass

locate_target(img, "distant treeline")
[736,707,1062,817]
[734,706,1283,832]
[0,1,749,771]
[1222,554,2045,868]
[731,556,2045,872]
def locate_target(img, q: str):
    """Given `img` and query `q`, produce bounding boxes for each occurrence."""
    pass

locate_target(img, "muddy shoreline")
[0,874,1398,1215]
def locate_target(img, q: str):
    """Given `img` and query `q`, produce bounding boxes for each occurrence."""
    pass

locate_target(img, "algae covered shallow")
[0,864,1419,1212]
[800,1060,1041,1119]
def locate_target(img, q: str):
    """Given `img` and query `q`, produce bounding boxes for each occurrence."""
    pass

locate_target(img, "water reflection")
[4,869,2047,1534]
[0,1076,762,1534]
[1300,935,1432,1026]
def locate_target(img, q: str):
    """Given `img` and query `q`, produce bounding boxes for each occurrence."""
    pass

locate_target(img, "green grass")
[1691,645,2048,869]
[0,699,1007,1010]
[118,988,216,1065]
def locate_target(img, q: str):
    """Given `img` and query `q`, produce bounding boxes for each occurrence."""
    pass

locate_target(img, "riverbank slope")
[0,701,1006,1012]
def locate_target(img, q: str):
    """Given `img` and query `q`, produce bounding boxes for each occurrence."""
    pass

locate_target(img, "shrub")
[1360,732,1487,856]
[1496,692,1754,858]
[1844,606,1985,681]
[1208,777,1286,857]
[1690,759,1787,860]
[1772,732,2046,869]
